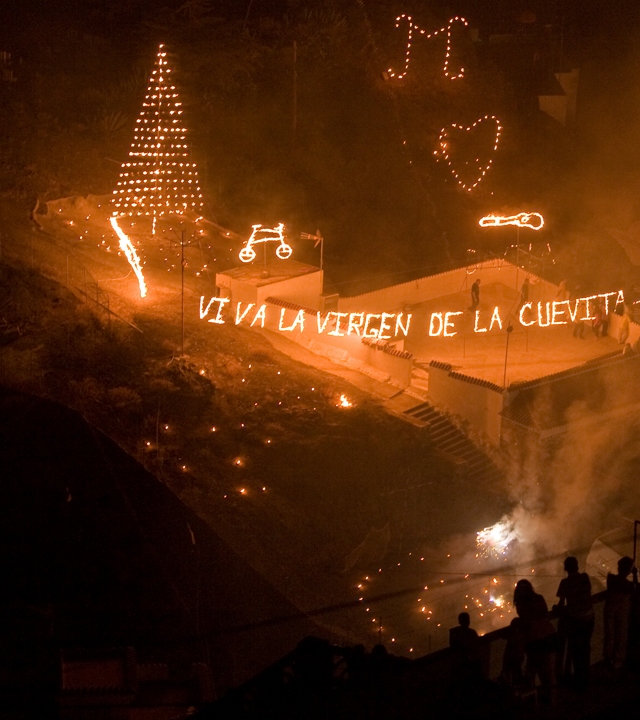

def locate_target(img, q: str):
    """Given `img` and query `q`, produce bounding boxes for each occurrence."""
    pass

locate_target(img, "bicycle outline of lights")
[239,223,292,263]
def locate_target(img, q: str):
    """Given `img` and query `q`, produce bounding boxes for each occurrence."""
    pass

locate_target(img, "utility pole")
[181,230,185,356]
[292,40,298,147]
[503,322,513,388]
[173,226,198,357]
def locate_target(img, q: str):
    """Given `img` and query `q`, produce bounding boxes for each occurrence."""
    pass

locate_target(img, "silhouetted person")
[291,636,334,703]
[554,556,594,691]
[604,556,636,669]
[571,285,584,339]
[345,644,366,688]
[619,310,631,345]
[449,612,481,685]
[517,277,530,312]
[501,617,526,688]
[366,643,399,711]
[592,299,604,339]
[556,279,569,302]
[469,278,481,311]
[514,579,557,704]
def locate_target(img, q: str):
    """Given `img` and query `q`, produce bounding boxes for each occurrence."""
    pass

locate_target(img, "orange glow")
[279,308,305,332]
[337,394,353,408]
[199,296,229,324]
[476,518,517,559]
[239,223,292,263]
[110,44,203,220]
[434,115,502,192]
[479,212,544,230]
[109,217,148,297]
[387,15,468,80]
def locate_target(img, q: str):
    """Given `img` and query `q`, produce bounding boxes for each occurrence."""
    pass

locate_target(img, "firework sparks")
[476,517,518,559]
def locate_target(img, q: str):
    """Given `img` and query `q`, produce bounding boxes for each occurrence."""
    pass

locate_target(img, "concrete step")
[403,400,503,487]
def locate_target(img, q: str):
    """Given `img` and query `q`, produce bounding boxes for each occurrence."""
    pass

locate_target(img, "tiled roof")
[449,371,504,394]
[509,350,625,391]
[501,351,640,431]
[265,296,317,315]
[429,360,453,372]
[361,336,412,359]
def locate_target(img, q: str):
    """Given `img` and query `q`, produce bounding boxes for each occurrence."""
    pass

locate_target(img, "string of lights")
[434,115,502,192]
[111,44,203,223]
[108,43,204,296]
[387,14,469,80]
[239,223,292,263]
[479,212,545,230]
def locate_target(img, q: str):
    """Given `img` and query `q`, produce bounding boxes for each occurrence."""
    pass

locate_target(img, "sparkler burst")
[476,517,518,559]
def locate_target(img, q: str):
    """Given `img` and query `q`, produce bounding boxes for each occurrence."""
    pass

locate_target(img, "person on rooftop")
[517,277,530,313]
[469,278,481,312]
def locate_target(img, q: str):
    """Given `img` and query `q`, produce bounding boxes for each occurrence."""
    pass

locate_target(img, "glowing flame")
[479,212,544,231]
[110,216,148,297]
[476,518,517,559]
[239,223,292,263]
[337,394,353,408]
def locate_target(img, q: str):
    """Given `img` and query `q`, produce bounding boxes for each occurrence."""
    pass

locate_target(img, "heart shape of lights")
[434,115,502,192]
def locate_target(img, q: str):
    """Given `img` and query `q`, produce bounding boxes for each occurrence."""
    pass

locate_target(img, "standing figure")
[469,278,481,311]
[592,299,604,339]
[604,556,636,669]
[555,557,594,691]
[449,612,481,686]
[517,277,530,312]
[619,310,631,345]
[514,579,557,703]
[501,617,526,688]
[556,279,569,302]
[571,284,585,339]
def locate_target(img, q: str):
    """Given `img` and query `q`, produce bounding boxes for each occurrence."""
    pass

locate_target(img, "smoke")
[500,362,640,561]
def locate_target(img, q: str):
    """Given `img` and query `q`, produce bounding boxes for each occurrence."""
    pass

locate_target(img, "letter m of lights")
[109,43,204,297]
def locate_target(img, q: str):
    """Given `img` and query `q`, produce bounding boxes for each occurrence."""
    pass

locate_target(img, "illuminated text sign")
[199,290,625,339]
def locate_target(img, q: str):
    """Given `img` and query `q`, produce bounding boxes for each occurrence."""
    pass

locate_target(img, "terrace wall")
[262,299,413,388]
[338,260,558,313]
[427,362,505,446]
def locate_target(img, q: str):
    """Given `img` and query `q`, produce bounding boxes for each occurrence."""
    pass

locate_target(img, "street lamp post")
[172,226,199,357]
[503,322,514,388]
[181,232,185,356]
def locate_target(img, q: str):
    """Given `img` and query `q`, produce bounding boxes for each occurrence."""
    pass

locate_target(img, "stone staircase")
[403,401,503,486]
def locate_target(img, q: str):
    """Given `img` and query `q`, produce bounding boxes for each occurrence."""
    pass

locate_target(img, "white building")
[216,260,324,310]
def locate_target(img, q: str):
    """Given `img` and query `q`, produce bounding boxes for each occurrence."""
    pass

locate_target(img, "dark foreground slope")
[0,387,320,712]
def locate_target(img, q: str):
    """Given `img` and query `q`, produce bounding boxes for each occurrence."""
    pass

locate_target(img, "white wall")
[427,363,505,445]
[257,270,323,310]
[216,269,324,311]
[338,260,556,313]
[262,302,413,388]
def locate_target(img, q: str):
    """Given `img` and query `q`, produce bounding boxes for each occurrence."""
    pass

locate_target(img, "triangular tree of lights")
[110,43,203,298]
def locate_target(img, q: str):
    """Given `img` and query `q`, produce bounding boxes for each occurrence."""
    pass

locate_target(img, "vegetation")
[3,0,639,293]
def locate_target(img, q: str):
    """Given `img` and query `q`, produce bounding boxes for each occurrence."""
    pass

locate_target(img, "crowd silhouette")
[211,555,640,718]
[447,555,640,707]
